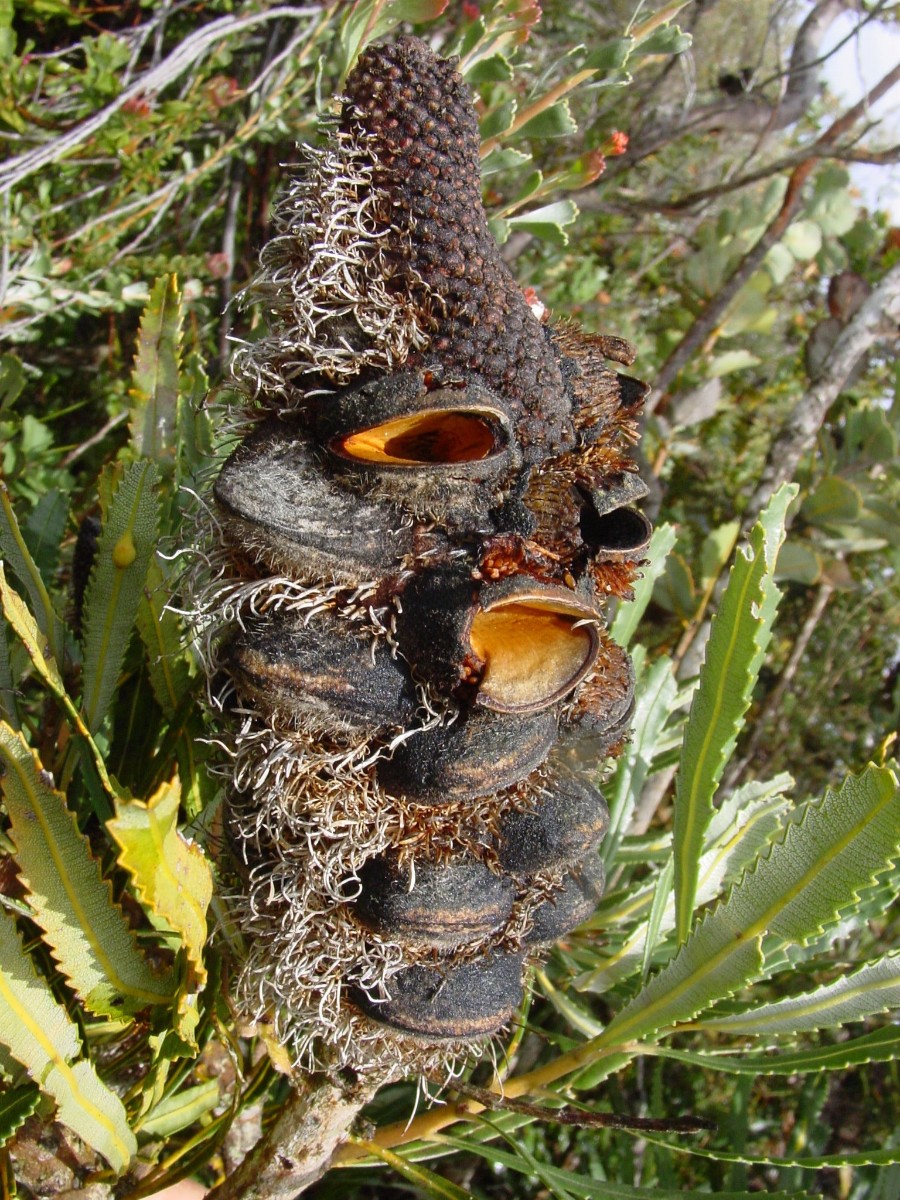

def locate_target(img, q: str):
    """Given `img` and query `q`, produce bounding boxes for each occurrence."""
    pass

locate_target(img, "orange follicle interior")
[469,599,597,712]
[338,410,499,465]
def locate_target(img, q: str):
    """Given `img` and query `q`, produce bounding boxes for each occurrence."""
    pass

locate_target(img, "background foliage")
[0,1,898,1198]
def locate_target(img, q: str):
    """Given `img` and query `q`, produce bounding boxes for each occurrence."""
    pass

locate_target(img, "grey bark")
[204,1073,384,1200]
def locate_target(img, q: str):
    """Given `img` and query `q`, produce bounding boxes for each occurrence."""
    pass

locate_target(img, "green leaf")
[466,52,513,83]
[432,1133,809,1200]
[764,242,795,286]
[707,350,761,376]
[612,522,677,647]
[107,776,213,993]
[0,1082,41,1150]
[480,99,517,140]
[654,1025,900,1075]
[782,220,822,261]
[0,564,120,808]
[802,476,861,528]
[507,199,579,246]
[139,1080,221,1137]
[355,1137,479,1198]
[644,1133,900,1171]
[0,907,136,1171]
[602,653,678,866]
[634,25,692,56]
[673,485,794,943]
[653,551,695,620]
[22,488,69,582]
[775,539,822,585]
[515,99,578,140]
[129,275,183,471]
[585,778,791,994]
[81,460,160,733]
[481,146,531,177]
[596,765,900,1048]
[699,950,900,1035]
[581,37,634,72]
[0,721,173,1015]
[0,353,26,412]
[0,481,67,665]
[136,557,191,720]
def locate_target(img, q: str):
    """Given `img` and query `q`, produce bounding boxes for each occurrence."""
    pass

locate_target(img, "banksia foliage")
[196,36,651,1078]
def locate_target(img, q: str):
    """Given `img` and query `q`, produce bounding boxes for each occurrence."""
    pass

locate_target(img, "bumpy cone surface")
[196,36,651,1078]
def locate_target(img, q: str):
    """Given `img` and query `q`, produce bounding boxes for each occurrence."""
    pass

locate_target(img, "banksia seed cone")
[193,36,652,1078]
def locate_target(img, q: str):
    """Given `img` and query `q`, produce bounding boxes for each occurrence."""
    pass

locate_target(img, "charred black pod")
[351,853,516,949]
[351,951,525,1040]
[195,35,652,1072]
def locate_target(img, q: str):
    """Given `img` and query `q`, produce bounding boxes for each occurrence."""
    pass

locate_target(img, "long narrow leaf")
[0,908,136,1171]
[432,1133,810,1200]
[603,651,678,864]
[136,557,191,720]
[0,565,119,804]
[595,765,900,1048]
[353,1137,479,1199]
[129,274,183,471]
[611,522,677,648]
[0,480,66,664]
[673,484,795,943]
[0,721,173,1015]
[652,1025,900,1074]
[81,460,159,732]
[698,949,900,1035]
[641,1131,900,1170]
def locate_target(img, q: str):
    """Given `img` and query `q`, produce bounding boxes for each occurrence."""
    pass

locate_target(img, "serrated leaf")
[602,653,678,867]
[480,98,517,140]
[582,37,634,72]
[107,777,212,992]
[22,488,69,582]
[584,779,791,994]
[673,485,795,943]
[432,1133,808,1200]
[0,1082,41,1149]
[595,765,900,1048]
[139,1079,221,1137]
[634,24,692,56]
[129,275,182,470]
[655,1025,900,1075]
[466,52,513,83]
[515,99,578,140]
[81,460,160,733]
[0,481,67,665]
[481,146,531,177]
[699,950,900,1035]
[612,522,678,647]
[136,557,191,720]
[507,199,579,246]
[0,619,18,729]
[0,722,173,1015]
[643,1133,900,1171]
[0,565,119,808]
[0,907,136,1171]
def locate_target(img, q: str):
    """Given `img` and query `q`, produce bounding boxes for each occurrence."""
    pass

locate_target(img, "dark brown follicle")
[343,37,576,461]
[351,950,525,1039]
[351,853,516,949]
[497,767,610,875]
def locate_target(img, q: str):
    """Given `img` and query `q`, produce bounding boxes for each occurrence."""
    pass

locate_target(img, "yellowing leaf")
[0,721,173,1016]
[0,908,136,1172]
[107,777,212,992]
